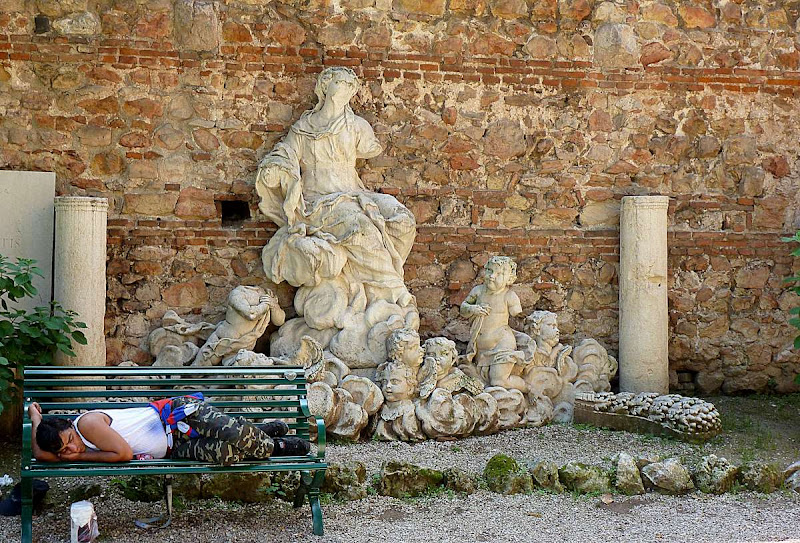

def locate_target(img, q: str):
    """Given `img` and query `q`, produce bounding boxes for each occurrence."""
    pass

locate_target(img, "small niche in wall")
[34,15,50,34]
[218,199,251,227]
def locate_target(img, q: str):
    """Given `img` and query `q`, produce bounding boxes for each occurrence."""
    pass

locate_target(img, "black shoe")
[256,420,289,438]
[272,437,310,457]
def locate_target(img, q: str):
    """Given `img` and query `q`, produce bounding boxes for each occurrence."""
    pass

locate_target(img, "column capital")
[54,196,108,212]
[621,195,670,210]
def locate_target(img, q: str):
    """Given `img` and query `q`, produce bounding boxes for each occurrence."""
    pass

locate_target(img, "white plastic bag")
[70,500,99,543]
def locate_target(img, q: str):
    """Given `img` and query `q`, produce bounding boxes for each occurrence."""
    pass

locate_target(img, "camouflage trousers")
[169,397,274,465]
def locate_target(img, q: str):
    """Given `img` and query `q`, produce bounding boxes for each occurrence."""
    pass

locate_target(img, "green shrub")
[783,231,800,384]
[0,255,86,413]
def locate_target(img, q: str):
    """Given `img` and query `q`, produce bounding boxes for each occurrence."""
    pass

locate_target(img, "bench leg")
[293,471,310,509]
[21,477,33,543]
[294,470,324,536]
[309,470,325,536]
[134,475,173,530]
[309,490,323,536]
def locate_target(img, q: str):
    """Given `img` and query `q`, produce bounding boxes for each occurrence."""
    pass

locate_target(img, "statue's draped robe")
[256,108,416,311]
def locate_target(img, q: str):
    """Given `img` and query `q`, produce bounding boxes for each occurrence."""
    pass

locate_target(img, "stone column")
[54,197,108,367]
[619,196,669,394]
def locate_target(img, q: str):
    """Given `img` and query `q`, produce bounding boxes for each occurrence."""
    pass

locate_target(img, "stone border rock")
[109,454,794,507]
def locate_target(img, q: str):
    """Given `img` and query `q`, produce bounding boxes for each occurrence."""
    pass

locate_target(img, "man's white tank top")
[74,407,169,459]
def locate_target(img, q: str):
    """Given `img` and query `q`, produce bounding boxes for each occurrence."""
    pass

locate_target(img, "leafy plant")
[0,255,87,413]
[784,231,800,347]
[782,232,800,385]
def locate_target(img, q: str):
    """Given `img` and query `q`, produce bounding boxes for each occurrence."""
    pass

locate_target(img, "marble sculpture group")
[143,68,624,441]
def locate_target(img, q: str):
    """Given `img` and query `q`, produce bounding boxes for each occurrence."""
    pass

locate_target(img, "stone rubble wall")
[0,0,799,394]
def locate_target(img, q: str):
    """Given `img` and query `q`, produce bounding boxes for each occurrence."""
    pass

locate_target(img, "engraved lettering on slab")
[0,171,56,311]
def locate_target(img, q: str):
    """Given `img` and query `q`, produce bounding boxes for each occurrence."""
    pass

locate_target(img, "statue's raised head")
[525,310,560,348]
[313,66,359,111]
[379,360,418,403]
[483,256,517,290]
[423,337,458,371]
[386,327,422,368]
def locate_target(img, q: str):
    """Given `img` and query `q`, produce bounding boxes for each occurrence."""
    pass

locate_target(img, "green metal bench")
[21,365,327,543]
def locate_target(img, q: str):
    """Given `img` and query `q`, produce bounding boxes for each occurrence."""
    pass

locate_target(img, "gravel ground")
[2,421,800,543]
[1,488,799,543]
[324,424,702,474]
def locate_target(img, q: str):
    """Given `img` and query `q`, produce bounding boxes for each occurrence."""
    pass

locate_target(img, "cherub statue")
[460,256,531,392]
[376,328,423,378]
[524,310,572,368]
[375,360,425,441]
[522,310,577,424]
[191,286,286,366]
[418,337,484,400]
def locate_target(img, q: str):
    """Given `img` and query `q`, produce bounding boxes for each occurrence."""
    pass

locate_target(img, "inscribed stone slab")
[0,171,56,311]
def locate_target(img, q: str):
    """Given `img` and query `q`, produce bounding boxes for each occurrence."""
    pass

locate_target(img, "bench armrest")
[22,401,32,470]
[312,416,326,460]
[298,398,326,460]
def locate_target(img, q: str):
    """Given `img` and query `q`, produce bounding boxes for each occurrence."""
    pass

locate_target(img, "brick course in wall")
[1,0,799,394]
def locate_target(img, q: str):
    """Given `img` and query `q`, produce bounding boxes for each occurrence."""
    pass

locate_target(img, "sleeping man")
[28,396,309,465]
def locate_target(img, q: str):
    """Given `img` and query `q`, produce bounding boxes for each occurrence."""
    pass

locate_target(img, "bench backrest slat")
[25,388,306,398]
[24,367,298,376]
[26,380,303,390]
[23,366,316,440]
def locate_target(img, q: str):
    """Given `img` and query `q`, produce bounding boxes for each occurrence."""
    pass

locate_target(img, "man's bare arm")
[62,413,133,463]
[28,403,60,462]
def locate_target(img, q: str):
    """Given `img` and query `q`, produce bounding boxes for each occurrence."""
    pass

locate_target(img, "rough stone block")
[641,458,694,495]
[123,193,179,216]
[53,11,100,35]
[162,277,209,307]
[174,0,220,52]
[393,0,446,16]
[558,461,613,494]
[594,24,639,68]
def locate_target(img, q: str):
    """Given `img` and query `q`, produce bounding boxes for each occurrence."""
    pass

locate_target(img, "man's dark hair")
[36,417,73,454]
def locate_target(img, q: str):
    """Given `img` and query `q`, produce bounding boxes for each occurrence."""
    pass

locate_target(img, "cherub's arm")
[271,305,286,326]
[262,291,286,326]
[230,290,269,321]
[460,286,488,318]
[506,290,523,317]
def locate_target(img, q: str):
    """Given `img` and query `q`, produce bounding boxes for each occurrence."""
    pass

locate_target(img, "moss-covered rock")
[443,468,477,494]
[269,471,301,502]
[68,483,103,503]
[528,459,564,493]
[172,474,203,499]
[202,472,273,503]
[738,462,783,493]
[484,454,533,495]
[378,461,444,498]
[113,475,163,502]
[641,458,694,495]
[323,462,368,500]
[691,455,739,495]
[614,452,645,495]
[558,462,612,494]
